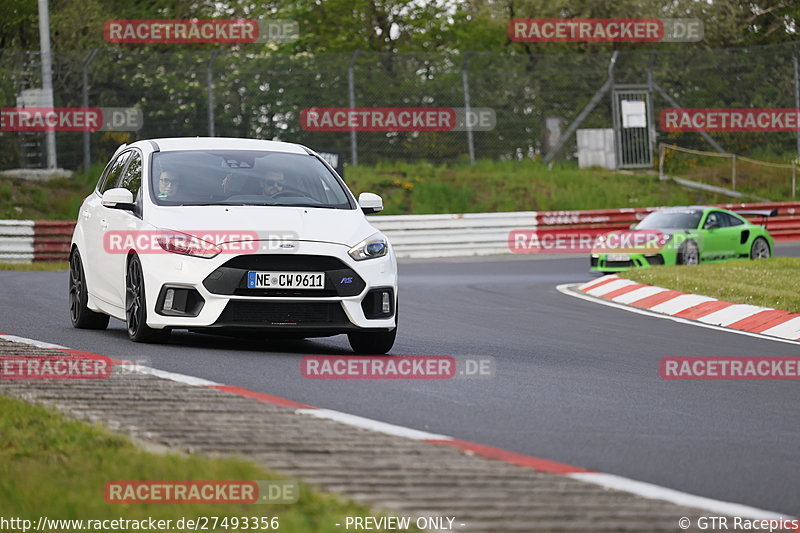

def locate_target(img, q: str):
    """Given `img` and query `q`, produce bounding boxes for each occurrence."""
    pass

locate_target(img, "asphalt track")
[1,245,799,516]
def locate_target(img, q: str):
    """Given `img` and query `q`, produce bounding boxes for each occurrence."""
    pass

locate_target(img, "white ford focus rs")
[69,137,398,354]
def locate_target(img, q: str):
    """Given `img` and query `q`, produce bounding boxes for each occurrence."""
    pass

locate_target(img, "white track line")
[557,284,800,347]
[296,408,451,441]
[569,473,786,520]
[1,334,67,349]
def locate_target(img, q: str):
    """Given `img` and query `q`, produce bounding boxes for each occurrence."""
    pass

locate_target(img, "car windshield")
[636,210,702,230]
[150,150,352,209]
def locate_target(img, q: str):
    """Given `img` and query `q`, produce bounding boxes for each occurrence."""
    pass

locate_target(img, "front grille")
[203,254,365,297]
[605,260,633,268]
[217,301,347,325]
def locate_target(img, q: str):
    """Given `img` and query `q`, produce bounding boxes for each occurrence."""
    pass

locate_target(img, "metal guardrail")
[1,202,799,262]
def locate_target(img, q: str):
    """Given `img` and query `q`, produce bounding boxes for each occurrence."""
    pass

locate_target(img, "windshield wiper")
[180,202,250,206]
[270,203,339,209]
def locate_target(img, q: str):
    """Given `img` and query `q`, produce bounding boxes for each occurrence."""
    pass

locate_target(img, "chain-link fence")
[1,41,800,171]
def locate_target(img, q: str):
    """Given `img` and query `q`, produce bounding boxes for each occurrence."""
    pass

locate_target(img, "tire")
[677,240,699,265]
[69,249,109,329]
[348,328,397,355]
[126,255,170,343]
[749,237,770,259]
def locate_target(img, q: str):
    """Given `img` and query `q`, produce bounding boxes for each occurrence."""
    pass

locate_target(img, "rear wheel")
[126,255,170,343]
[750,237,770,259]
[348,328,397,355]
[677,240,699,265]
[69,250,109,329]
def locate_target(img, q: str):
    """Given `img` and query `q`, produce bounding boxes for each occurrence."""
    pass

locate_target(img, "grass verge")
[620,257,800,313]
[0,394,418,532]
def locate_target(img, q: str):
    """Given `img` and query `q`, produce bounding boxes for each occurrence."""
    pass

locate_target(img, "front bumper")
[590,251,676,272]
[139,240,398,334]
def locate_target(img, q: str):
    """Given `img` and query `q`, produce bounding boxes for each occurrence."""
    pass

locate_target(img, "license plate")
[247,271,325,289]
[606,253,630,262]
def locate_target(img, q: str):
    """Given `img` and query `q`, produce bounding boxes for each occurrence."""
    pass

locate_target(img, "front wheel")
[750,237,770,259]
[348,328,396,355]
[69,250,109,329]
[126,255,170,343]
[677,240,699,265]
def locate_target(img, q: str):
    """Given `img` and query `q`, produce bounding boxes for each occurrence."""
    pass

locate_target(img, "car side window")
[119,152,142,200]
[721,213,745,227]
[99,151,132,193]
[703,211,722,229]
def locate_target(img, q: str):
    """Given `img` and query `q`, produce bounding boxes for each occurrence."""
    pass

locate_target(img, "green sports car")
[590,206,775,273]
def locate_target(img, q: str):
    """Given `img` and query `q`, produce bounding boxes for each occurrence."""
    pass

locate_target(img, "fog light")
[381,291,391,314]
[164,288,175,311]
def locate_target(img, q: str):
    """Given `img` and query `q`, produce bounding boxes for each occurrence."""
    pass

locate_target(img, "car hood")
[145,205,377,247]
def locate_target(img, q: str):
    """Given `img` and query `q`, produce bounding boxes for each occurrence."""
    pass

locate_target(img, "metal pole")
[652,81,725,154]
[646,53,657,165]
[659,143,665,181]
[462,52,475,165]
[794,46,800,159]
[82,48,98,172]
[731,154,737,191]
[207,50,219,137]
[38,0,56,169]
[348,50,360,167]
[543,51,618,164]
[792,164,796,200]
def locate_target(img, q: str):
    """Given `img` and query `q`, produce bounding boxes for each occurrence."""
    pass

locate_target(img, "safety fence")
[1,202,799,262]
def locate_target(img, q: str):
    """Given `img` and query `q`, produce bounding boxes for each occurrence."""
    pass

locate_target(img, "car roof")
[656,205,706,212]
[132,137,309,155]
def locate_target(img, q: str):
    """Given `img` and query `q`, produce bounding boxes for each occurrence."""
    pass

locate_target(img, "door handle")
[82,210,90,219]
[100,220,108,230]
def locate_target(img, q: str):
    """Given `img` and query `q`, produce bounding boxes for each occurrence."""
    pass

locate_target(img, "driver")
[157,171,180,199]
[258,170,286,197]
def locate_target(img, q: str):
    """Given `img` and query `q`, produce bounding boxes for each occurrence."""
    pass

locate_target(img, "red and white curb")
[0,332,792,521]
[0,220,73,263]
[559,275,800,346]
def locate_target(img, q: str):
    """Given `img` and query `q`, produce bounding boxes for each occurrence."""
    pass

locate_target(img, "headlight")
[156,232,221,259]
[348,232,389,261]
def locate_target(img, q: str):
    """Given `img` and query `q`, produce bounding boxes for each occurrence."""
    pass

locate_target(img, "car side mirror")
[629,223,637,230]
[358,192,383,214]
[705,221,719,230]
[101,188,135,211]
